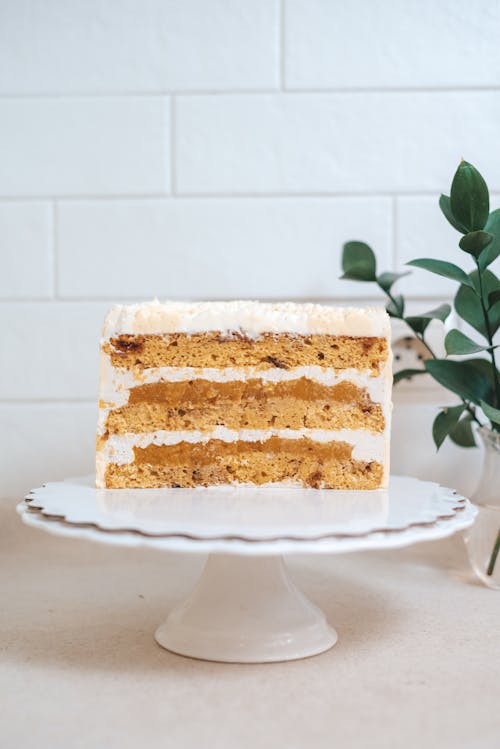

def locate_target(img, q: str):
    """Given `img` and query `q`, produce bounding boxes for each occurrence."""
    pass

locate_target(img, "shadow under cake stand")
[18,475,476,664]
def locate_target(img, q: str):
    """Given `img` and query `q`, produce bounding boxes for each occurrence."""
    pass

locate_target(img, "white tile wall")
[0,303,106,400]
[0,203,52,298]
[397,194,500,298]
[1,0,497,498]
[176,92,500,194]
[0,403,96,498]
[397,196,477,298]
[0,0,279,94]
[0,98,169,197]
[56,197,391,299]
[285,0,500,90]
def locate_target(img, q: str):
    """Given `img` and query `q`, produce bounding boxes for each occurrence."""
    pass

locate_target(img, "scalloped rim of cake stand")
[19,474,472,554]
[18,494,477,555]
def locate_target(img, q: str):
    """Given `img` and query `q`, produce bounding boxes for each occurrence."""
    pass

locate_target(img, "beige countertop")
[2,501,499,749]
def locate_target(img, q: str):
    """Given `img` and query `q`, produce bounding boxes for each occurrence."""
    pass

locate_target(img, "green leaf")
[407,259,475,289]
[405,304,451,336]
[426,303,453,323]
[454,282,483,336]
[454,269,500,338]
[341,241,377,282]
[439,194,469,234]
[459,230,493,258]
[480,400,500,426]
[449,413,477,447]
[393,368,427,385]
[478,271,500,334]
[413,303,452,322]
[489,302,500,338]
[405,316,430,335]
[425,359,492,405]
[488,289,500,309]
[444,329,488,355]
[386,295,404,318]
[479,209,500,270]
[450,160,490,232]
[432,405,466,449]
[377,271,410,293]
[466,358,498,396]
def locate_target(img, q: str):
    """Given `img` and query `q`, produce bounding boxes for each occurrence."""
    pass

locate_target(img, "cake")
[96,300,392,490]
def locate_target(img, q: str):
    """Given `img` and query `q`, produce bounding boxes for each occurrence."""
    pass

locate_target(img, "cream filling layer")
[101,428,386,466]
[104,363,389,393]
[98,356,392,433]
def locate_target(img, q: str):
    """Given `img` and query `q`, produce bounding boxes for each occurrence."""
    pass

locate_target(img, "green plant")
[341,160,500,579]
[341,160,500,452]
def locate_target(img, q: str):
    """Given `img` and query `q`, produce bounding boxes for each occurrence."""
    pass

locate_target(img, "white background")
[2,0,497,499]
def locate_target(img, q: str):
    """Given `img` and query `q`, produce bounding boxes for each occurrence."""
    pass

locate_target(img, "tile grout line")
[0,295,455,305]
[279,0,286,91]
[45,201,55,299]
[0,399,96,405]
[52,201,58,298]
[170,95,177,195]
[0,86,499,98]
[392,195,398,272]
[4,191,500,202]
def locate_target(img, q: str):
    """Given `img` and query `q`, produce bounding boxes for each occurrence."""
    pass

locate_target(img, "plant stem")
[464,403,483,427]
[384,288,403,316]
[486,528,500,576]
[384,287,437,358]
[415,332,437,359]
[474,261,500,579]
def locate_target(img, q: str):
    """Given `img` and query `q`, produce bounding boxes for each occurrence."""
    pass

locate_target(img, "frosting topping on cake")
[102,300,391,339]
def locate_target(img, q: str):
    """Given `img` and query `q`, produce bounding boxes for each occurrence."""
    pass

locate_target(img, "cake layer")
[103,436,383,489]
[108,333,388,372]
[104,378,384,434]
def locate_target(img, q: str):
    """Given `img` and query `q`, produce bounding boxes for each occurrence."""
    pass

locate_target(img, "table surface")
[2,500,499,749]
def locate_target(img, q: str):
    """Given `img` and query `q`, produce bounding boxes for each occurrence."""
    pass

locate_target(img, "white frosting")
[102,300,391,339]
[102,428,386,466]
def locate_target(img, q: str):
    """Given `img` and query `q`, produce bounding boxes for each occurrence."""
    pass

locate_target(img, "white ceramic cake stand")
[17,475,476,663]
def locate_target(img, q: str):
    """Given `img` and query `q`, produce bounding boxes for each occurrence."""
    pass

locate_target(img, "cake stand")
[17,475,476,663]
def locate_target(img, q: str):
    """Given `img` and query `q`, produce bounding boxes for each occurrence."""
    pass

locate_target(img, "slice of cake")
[96,300,392,490]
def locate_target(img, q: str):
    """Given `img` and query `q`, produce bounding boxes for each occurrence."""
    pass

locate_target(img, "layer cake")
[96,300,392,489]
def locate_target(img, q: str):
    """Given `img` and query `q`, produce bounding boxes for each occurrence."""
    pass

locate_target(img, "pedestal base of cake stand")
[155,554,337,663]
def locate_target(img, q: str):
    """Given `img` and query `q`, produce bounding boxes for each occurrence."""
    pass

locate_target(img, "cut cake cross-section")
[96,300,392,490]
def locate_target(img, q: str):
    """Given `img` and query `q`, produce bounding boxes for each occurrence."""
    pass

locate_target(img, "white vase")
[463,426,500,590]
